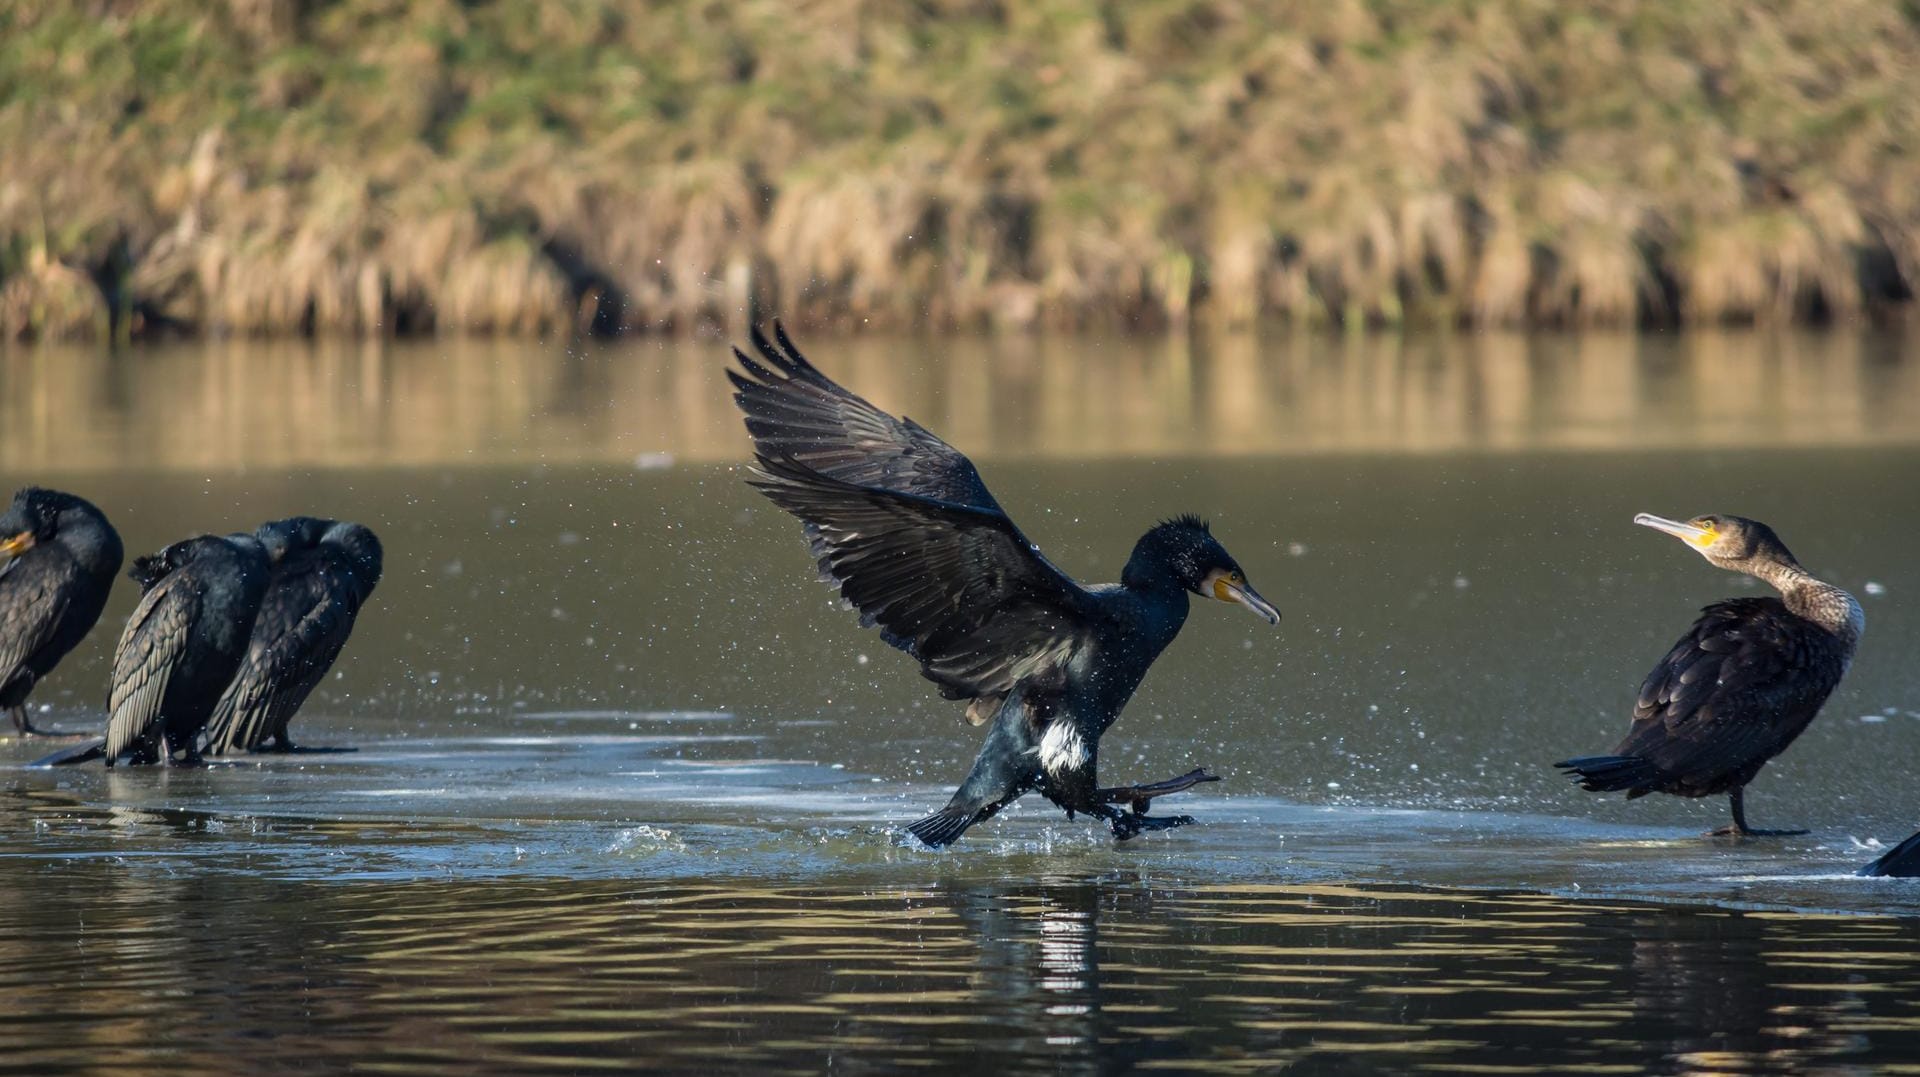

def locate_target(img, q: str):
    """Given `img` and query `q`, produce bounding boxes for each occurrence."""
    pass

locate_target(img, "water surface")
[3,331,1920,1072]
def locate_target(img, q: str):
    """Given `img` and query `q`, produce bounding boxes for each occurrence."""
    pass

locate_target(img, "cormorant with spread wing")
[1557,514,1863,837]
[730,324,1281,847]
[0,488,123,736]
[105,533,271,765]
[203,517,383,755]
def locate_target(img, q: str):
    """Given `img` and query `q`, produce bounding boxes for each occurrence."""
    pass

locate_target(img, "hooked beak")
[1634,513,1715,548]
[1216,577,1281,626]
[0,531,34,560]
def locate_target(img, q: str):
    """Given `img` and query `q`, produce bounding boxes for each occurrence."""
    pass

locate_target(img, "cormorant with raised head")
[0,488,123,736]
[203,517,383,755]
[1557,514,1863,837]
[1860,831,1920,877]
[105,533,271,765]
[730,324,1281,847]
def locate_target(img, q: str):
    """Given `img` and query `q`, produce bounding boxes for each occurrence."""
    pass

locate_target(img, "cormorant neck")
[1752,557,1864,646]
[1121,552,1188,598]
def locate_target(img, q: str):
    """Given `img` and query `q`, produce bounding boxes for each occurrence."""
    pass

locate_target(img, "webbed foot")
[1107,812,1198,841]
[1096,767,1220,815]
[1711,790,1807,838]
[1706,824,1810,838]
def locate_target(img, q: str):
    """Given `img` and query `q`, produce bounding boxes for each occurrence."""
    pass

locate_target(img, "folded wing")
[106,573,199,760]
[1616,597,1846,788]
[204,558,360,754]
[0,551,76,693]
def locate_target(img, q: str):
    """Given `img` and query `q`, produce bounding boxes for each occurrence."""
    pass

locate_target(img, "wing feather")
[106,574,200,760]
[204,562,358,754]
[0,550,77,692]
[1615,597,1845,790]
[747,453,1098,707]
[731,326,1102,720]
[728,323,1003,511]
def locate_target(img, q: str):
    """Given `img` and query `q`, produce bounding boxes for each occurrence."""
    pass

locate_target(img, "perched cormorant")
[729,324,1280,847]
[1860,831,1920,877]
[104,533,271,765]
[203,517,383,755]
[1557,514,1863,837]
[0,488,123,736]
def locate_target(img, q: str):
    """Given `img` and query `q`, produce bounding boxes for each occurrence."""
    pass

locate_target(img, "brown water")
[3,331,1920,1073]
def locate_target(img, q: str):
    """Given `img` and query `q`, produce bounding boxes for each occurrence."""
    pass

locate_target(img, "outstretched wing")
[106,573,200,760]
[203,563,360,754]
[0,549,77,692]
[748,453,1101,713]
[1615,598,1846,788]
[727,322,1003,511]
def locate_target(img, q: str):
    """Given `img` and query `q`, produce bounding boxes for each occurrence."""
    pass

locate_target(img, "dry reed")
[2,0,1918,339]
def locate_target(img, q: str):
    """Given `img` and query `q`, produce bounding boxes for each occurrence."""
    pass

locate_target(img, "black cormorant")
[729,324,1281,847]
[1860,831,1920,877]
[203,517,383,755]
[1557,514,1863,837]
[0,488,123,736]
[104,533,271,765]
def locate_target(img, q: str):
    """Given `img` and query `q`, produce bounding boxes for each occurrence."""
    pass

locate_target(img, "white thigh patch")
[1036,722,1090,776]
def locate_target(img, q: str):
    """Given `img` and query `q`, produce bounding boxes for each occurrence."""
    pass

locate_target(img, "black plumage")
[203,517,383,755]
[0,488,123,736]
[731,323,1280,847]
[105,533,271,766]
[1860,831,1920,878]
[1557,514,1863,837]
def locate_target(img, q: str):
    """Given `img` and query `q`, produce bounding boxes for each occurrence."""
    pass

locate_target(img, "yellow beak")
[1213,575,1281,625]
[0,531,34,559]
[1634,513,1715,548]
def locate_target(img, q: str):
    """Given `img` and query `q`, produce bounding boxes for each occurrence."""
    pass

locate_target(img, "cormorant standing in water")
[729,324,1281,847]
[1557,514,1863,837]
[104,533,271,765]
[1860,832,1920,877]
[203,517,383,755]
[0,488,123,736]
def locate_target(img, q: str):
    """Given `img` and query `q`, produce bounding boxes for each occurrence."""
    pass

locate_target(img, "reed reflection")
[1628,914,1880,1076]
[4,331,1919,473]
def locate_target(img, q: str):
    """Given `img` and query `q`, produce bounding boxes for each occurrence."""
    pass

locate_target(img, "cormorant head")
[254,516,333,565]
[322,521,384,594]
[0,488,122,578]
[0,487,117,565]
[1635,513,1799,573]
[1124,515,1280,625]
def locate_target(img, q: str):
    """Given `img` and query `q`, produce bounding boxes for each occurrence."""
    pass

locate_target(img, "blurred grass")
[2,0,1917,339]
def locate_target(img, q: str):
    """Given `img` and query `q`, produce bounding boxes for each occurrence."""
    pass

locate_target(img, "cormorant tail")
[1554,755,1661,795]
[907,806,979,848]
[1860,831,1920,878]
[30,738,106,767]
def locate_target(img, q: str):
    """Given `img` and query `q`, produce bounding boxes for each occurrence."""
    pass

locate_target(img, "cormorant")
[203,517,383,755]
[104,533,271,765]
[0,488,123,736]
[729,324,1281,847]
[1557,514,1863,837]
[1860,831,1920,877]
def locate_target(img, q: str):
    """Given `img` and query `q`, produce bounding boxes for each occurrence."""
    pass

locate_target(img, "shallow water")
[3,331,1920,1072]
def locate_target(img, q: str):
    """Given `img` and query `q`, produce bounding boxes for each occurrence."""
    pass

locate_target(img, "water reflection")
[2,331,1917,471]
[11,871,1916,1075]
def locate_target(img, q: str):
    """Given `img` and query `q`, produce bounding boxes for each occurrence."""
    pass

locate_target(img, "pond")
[2,329,1919,1073]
